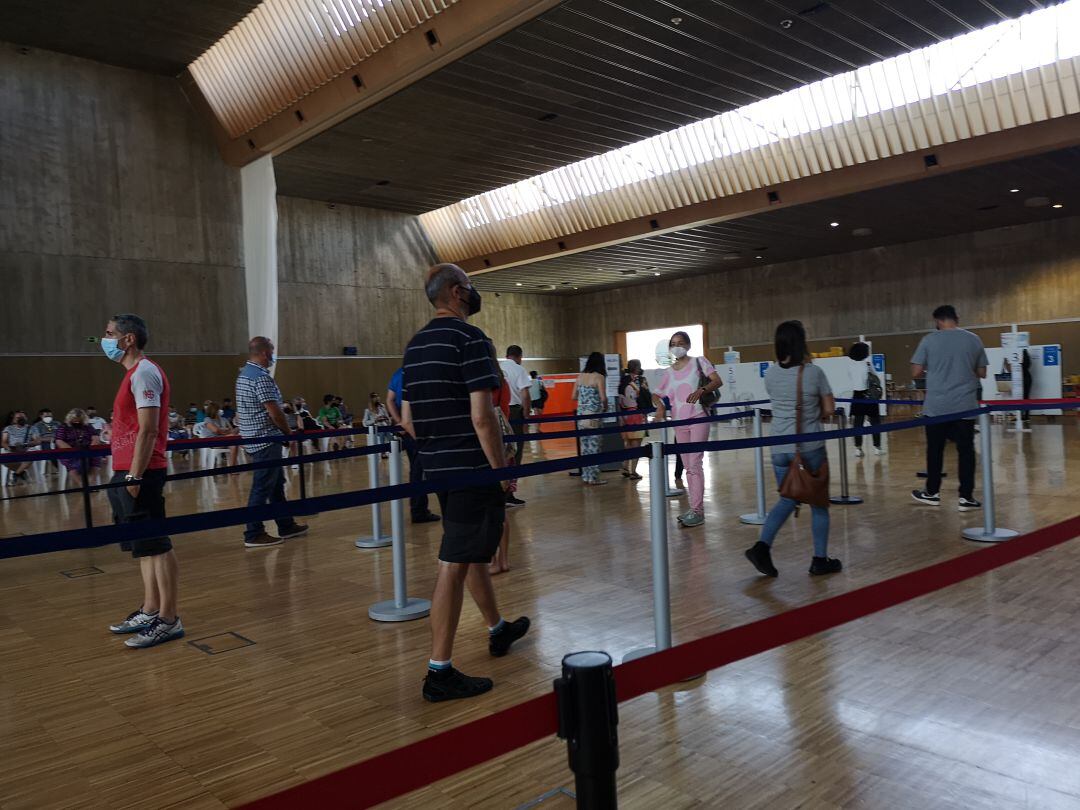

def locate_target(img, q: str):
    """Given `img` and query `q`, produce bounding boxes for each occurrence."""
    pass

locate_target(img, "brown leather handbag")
[778,365,831,508]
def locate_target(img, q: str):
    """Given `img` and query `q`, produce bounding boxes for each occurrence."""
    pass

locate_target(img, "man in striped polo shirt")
[235,336,308,548]
[402,263,531,703]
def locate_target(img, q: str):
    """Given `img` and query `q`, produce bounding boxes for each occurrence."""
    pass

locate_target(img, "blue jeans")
[244,444,298,541]
[760,447,830,558]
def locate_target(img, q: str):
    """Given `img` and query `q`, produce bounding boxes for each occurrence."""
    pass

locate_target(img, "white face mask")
[42,416,54,424]
[669,346,688,359]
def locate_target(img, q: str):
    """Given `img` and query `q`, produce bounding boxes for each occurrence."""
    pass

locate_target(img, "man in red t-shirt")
[101,314,184,648]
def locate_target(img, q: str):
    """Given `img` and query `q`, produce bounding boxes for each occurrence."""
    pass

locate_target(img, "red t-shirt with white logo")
[111,358,170,471]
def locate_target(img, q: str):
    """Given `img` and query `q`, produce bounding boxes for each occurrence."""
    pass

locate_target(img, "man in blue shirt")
[386,367,439,524]
[235,336,308,548]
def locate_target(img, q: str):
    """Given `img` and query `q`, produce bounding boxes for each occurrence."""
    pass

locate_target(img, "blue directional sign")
[872,354,885,373]
[1043,345,1060,366]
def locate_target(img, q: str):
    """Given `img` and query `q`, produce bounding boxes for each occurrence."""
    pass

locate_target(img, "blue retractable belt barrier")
[0,447,650,559]
[503,409,755,443]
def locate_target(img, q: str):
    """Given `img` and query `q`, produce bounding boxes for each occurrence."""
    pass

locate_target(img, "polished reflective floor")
[1,417,1078,809]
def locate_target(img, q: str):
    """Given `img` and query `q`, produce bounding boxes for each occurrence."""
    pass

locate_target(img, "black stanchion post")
[79,455,93,529]
[555,651,619,810]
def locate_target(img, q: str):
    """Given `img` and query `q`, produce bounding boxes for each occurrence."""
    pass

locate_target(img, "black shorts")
[107,468,172,558]
[436,484,505,564]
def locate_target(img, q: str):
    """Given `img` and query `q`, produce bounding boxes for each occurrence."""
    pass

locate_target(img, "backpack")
[866,366,883,400]
[636,381,654,411]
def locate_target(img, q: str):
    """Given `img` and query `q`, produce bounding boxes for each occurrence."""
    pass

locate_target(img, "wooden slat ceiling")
[470,146,1079,293]
[274,0,1062,213]
[1,1,261,76]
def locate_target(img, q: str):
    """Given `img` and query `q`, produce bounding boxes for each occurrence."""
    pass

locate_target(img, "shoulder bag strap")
[794,365,805,458]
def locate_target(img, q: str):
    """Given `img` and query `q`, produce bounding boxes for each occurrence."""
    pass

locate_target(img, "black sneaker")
[412,512,441,524]
[279,523,309,540]
[911,490,940,506]
[422,667,493,703]
[745,542,778,578]
[489,616,531,657]
[809,556,843,576]
[958,497,982,512]
[505,494,526,507]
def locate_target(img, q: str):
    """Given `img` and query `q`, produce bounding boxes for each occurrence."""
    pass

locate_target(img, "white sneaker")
[873,447,884,456]
[125,616,185,648]
[109,608,158,634]
[854,448,865,458]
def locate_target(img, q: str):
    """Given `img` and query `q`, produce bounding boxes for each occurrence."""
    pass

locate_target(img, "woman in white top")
[847,342,882,457]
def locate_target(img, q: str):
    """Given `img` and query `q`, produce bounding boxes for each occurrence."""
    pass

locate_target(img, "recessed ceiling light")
[829,221,839,227]
[755,255,763,259]
[1009,188,1020,193]
[515,282,522,286]
[698,247,707,252]
[670,16,682,25]
[1052,203,1064,208]
[653,271,661,276]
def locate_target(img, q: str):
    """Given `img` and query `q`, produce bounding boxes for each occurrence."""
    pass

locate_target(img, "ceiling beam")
[179,0,563,168]
[459,113,1080,277]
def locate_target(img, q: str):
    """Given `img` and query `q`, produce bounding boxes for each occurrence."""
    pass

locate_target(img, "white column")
[241,155,278,363]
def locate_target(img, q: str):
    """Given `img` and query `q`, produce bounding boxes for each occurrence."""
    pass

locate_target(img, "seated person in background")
[86,406,107,434]
[167,408,190,454]
[362,393,392,428]
[363,393,392,458]
[221,397,236,422]
[98,416,113,445]
[32,408,60,475]
[2,410,39,481]
[334,395,352,426]
[55,408,103,487]
[193,401,233,439]
[317,394,341,430]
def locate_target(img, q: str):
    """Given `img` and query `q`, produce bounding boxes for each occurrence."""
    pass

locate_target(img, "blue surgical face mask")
[268,353,276,367]
[100,337,124,362]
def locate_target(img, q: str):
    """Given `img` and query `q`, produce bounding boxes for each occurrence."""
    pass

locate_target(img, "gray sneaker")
[125,616,185,648]
[680,512,705,527]
[109,607,158,634]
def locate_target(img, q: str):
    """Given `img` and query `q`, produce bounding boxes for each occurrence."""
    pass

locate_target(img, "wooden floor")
[1,417,1079,809]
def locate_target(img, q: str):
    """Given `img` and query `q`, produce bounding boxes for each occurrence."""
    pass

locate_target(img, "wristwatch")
[124,474,142,483]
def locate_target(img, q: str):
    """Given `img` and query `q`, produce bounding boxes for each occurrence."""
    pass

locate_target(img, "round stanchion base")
[354,535,392,549]
[622,646,655,664]
[368,597,432,622]
[739,513,767,525]
[665,487,686,498]
[962,527,1020,543]
[829,495,864,505]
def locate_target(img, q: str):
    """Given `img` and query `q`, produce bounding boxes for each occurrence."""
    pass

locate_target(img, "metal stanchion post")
[829,409,863,506]
[369,439,431,621]
[963,411,1019,542]
[355,425,391,548]
[739,408,767,525]
[555,651,619,810]
[624,443,672,663]
[79,454,93,529]
[662,423,684,498]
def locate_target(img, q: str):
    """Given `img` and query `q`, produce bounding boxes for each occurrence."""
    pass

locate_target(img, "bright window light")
[627,324,704,370]
[431,0,1080,235]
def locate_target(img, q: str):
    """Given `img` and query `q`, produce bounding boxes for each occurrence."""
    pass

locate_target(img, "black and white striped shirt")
[403,317,499,479]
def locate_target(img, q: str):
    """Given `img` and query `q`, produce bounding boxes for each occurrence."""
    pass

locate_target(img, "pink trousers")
[674,420,710,515]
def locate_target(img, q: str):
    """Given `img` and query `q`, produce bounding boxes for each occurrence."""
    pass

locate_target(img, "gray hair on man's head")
[111,313,149,349]
[425,263,466,305]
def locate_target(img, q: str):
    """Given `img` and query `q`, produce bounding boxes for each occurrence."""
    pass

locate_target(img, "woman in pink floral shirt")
[652,331,722,527]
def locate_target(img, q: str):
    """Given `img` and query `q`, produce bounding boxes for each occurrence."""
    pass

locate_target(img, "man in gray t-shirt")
[910,305,988,509]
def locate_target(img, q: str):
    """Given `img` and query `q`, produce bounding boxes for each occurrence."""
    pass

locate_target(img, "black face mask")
[460,285,482,316]
[15,417,26,426]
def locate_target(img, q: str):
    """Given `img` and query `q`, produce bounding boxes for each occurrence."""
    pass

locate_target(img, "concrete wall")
[0,43,247,416]
[562,215,1080,382]
[0,43,246,356]
[276,195,573,359]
